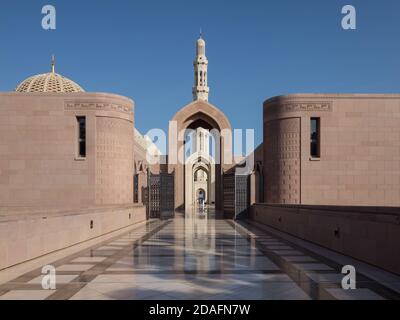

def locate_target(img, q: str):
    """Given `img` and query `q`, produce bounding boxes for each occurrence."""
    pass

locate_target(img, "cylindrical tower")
[192,34,210,101]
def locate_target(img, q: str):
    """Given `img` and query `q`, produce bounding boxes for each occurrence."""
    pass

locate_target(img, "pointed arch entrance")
[186,152,215,207]
[169,100,232,211]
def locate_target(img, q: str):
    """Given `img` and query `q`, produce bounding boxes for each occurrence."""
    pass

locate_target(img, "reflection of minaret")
[192,31,210,101]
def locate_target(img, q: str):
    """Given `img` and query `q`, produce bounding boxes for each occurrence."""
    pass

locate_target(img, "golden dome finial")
[51,55,55,74]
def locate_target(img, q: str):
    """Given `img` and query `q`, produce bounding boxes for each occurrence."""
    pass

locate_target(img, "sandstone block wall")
[0,204,146,270]
[0,92,134,207]
[250,204,400,275]
[263,94,400,206]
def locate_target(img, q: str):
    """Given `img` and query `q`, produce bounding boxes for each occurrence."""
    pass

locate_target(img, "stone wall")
[250,204,400,275]
[96,117,133,204]
[0,204,146,270]
[263,94,400,206]
[264,118,300,204]
[0,92,134,207]
[133,142,149,205]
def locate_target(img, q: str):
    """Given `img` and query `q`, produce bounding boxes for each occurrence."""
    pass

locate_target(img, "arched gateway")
[168,35,232,211]
[169,100,232,211]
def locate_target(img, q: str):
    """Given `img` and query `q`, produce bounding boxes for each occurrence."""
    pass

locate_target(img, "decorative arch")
[194,165,209,180]
[169,100,233,211]
[185,151,215,207]
[170,100,231,132]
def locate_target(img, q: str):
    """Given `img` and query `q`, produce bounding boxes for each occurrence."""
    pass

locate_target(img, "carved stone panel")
[264,118,301,204]
[95,117,133,204]
[65,101,132,114]
[265,101,332,119]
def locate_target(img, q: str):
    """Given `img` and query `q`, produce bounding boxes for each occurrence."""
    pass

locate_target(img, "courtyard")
[0,208,399,300]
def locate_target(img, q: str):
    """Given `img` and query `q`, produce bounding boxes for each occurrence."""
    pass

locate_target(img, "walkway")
[0,208,399,300]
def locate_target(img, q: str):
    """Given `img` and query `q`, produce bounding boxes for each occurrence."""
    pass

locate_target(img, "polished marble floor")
[0,208,399,300]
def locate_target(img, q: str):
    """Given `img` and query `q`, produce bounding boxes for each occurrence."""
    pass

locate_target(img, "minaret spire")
[192,33,209,101]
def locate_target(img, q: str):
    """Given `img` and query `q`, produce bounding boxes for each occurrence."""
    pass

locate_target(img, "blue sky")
[1,0,400,149]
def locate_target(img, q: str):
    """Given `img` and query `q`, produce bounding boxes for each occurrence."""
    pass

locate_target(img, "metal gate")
[148,174,160,218]
[223,172,249,219]
[148,172,175,218]
[235,174,250,219]
[223,173,235,216]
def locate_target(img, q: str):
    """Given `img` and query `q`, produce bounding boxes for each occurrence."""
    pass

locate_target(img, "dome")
[15,72,85,93]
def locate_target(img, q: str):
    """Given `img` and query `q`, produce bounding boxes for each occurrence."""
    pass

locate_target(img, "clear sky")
[1,0,400,149]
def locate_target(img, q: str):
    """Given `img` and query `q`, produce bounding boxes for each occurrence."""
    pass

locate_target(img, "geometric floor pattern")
[0,208,399,300]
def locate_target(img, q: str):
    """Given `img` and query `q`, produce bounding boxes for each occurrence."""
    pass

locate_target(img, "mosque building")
[0,35,399,275]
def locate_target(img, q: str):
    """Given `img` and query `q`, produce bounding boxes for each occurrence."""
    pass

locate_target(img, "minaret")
[192,32,210,101]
